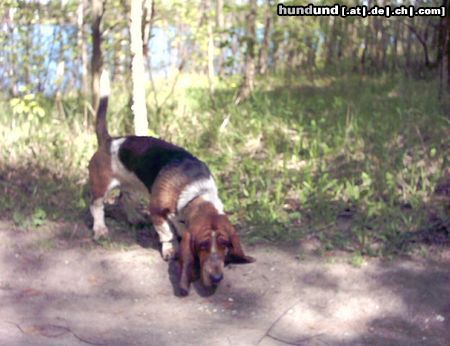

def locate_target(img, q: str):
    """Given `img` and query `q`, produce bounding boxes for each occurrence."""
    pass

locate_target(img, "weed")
[30,208,47,228]
[350,253,366,268]
[12,208,47,230]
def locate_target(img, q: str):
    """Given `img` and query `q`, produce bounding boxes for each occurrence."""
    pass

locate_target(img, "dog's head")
[178,213,254,296]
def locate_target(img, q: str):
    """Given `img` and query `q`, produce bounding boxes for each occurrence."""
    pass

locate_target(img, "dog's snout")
[210,273,223,284]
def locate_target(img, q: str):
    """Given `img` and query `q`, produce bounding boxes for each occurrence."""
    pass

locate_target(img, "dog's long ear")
[227,224,255,264]
[179,231,195,296]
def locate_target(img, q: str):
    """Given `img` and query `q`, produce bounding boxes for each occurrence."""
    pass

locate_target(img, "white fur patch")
[154,221,173,243]
[168,213,186,237]
[211,231,218,253]
[155,220,178,260]
[107,178,120,190]
[110,138,147,191]
[90,198,108,237]
[110,138,126,160]
[177,177,224,214]
[100,70,110,97]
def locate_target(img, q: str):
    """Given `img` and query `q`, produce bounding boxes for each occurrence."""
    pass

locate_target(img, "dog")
[88,71,254,295]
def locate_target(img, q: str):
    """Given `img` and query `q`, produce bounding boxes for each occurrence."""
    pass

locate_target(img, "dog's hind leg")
[90,197,109,239]
[89,150,118,239]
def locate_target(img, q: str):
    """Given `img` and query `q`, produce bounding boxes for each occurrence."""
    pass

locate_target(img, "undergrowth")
[0,72,448,256]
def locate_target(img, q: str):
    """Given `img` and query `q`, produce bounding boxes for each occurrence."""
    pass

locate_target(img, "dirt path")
[0,220,449,346]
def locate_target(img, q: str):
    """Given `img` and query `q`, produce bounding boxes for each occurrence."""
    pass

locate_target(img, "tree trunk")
[235,0,257,104]
[360,20,370,73]
[215,0,225,77]
[207,15,215,93]
[405,19,413,70]
[6,8,18,96]
[360,0,372,74]
[392,19,399,71]
[270,14,280,72]
[77,0,89,97]
[336,20,343,62]
[373,0,384,70]
[55,61,65,118]
[130,0,149,135]
[437,0,448,100]
[370,16,379,70]
[436,1,448,66]
[257,0,271,75]
[22,14,32,89]
[326,16,337,67]
[141,0,153,62]
[216,0,224,33]
[77,0,89,126]
[378,3,387,71]
[350,20,359,71]
[407,22,432,68]
[91,0,105,113]
[55,1,66,119]
[311,37,319,69]
[199,0,215,93]
[447,4,450,116]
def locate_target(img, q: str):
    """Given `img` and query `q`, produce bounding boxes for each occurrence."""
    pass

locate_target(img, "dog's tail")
[95,70,111,146]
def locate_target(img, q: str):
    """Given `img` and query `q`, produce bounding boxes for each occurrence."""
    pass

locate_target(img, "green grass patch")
[0,73,448,256]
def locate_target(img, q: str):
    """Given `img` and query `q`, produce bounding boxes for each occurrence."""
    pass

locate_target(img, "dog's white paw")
[161,242,175,261]
[93,226,109,240]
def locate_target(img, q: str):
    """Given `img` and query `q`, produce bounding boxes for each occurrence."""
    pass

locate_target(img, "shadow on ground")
[0,219,449,345]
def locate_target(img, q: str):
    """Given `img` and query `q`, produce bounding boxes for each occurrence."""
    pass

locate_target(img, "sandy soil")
[0,220,449,346]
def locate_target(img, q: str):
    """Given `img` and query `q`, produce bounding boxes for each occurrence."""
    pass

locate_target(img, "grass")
[0,72,448,256]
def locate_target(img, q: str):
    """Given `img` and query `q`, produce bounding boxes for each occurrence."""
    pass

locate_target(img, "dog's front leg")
[152,217,177,260]
[179,231,194,296]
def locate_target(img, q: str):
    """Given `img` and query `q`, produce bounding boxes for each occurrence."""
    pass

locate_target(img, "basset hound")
[88,72,254,295]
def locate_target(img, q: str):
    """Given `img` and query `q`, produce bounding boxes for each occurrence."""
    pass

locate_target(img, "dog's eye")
[218,238,231,247]
[198,241,210,250]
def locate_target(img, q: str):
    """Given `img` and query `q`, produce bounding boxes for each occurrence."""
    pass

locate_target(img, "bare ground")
[0,219,449,346]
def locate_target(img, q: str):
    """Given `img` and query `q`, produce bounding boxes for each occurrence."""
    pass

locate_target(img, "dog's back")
[117,136,201,190]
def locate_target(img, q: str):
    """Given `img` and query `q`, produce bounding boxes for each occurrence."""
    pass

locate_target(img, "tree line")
[1,0,448,124]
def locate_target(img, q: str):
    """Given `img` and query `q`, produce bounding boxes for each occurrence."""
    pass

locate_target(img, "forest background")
[0,0,448,258]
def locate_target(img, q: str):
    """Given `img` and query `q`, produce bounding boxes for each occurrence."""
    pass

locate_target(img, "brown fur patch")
[88,149,113,200]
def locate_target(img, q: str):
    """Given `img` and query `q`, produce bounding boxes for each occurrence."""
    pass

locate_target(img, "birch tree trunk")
[201,0,214,94]
[235,0,257,104]
[77,0,88,97]
[91,0,104,113]
[257,0,271,75]
[207,17,215,93]
[6,8,18,96]
[215,0,225,77]
[55,0,65,119]
[130,0,149,136]
[77,0,89,126]
[142,0,153,66]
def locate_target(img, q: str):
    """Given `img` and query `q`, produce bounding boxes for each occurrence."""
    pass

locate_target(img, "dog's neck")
[181,196,221,228]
